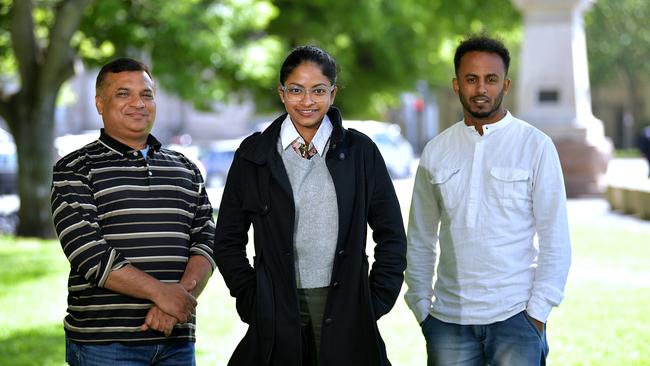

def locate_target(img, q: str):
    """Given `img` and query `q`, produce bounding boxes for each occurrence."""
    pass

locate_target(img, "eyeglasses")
[281,84,335,102]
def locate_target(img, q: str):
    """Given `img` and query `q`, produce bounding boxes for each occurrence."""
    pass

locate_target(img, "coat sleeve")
[213,151,257,323]
[366,143,408,320]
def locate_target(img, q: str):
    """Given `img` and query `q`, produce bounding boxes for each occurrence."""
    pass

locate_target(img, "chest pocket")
[488,167,530,207]
[430,168,462,210]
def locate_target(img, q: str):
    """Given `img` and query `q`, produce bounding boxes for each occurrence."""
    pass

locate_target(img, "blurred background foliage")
[0,0,521,117]
[0,0,644,119]
[0,0,646,237]
[0,0,519,237]
[585,0,650,132]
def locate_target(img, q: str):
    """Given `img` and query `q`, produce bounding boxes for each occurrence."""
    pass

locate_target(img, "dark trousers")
[298,287,329,366]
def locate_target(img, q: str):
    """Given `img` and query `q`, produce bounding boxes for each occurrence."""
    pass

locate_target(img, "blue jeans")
[66,337,195,366]
[421,311,549,366]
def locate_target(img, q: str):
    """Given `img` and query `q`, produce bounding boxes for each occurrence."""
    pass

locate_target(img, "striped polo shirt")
[51,129,216,344]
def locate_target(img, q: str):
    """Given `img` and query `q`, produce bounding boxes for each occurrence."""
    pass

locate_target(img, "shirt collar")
[464,110,513,136]
[99,128,162,156]
[280,115,332,156]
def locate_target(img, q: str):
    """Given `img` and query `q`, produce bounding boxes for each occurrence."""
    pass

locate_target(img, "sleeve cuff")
[414,298,432,324]
[96,249,128,288]
[190,245,217,270]
[526,296,553,323]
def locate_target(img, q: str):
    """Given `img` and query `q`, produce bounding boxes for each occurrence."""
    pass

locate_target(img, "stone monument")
[513,0,612,197]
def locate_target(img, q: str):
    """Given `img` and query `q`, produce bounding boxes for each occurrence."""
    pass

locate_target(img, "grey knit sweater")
[279,139,339,289]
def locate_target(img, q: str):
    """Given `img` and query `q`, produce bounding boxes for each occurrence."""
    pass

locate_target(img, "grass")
[0,238,68,366]
[545,201,650,365]
[1,198,649,365]
[613,149,641,158]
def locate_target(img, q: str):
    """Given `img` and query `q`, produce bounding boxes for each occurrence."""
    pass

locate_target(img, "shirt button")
[148,171,152,176]
[132,152,138,157]
[338,153,345,160]
[337,250,345,256]
[332,281,339,288]
[261,205,269,214]
[324,318,333,325]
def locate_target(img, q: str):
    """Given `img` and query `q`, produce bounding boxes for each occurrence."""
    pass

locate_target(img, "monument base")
[553,135,612,197]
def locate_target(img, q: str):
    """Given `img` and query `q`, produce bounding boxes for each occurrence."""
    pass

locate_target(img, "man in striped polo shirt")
[51,58,216,365]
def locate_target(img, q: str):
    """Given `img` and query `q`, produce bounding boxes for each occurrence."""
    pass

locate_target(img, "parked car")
[198,137,244,188]
[343,120,415,179]
[0,127,17,195]
[164,143,208,183]
[54,130,100,161]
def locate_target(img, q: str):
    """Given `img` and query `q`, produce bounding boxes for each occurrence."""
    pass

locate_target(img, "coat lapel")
[239,114,293,199]
[239,107,355,250]
[325,108,355,252]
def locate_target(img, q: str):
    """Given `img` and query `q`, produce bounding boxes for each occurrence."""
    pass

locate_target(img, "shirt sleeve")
[404,148,440,324]
[527,138,572,322]
[50,156,129,287]
[188,164,217,270]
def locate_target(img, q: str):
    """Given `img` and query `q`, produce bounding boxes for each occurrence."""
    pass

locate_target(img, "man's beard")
[459,88,506,119]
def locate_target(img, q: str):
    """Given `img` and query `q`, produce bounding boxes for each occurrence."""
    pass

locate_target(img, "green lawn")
[545,200,650,366]
[1,199,649,365]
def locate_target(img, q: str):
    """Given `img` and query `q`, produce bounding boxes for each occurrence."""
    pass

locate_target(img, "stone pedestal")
[513,0,612,197]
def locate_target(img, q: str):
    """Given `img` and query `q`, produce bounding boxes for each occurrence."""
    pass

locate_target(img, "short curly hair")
[454,35,510,76]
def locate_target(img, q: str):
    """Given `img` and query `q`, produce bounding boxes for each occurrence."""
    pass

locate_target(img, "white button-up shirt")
[405,111,571,325]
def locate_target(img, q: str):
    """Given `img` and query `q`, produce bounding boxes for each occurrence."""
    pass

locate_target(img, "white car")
[198,137,245,188]
[0,127,17,195]
[54,130,100,160]
[343,120,415,179]
[166,144,208,183]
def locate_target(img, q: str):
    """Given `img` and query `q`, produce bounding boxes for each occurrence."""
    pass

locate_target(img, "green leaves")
[1,0,520,117]
[586,0,650,86]
[71,0,520,117]
[265,0,519,118]
[70,0,279,108]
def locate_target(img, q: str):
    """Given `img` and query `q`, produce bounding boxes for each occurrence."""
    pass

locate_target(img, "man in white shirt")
[404,35,571,365]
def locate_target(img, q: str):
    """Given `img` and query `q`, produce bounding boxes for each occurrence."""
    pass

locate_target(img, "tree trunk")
[622,62,645,133]
[5,92,57,238]
[2,0,91,238]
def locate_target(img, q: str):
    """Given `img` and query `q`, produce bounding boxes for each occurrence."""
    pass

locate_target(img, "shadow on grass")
[0,323,65,366]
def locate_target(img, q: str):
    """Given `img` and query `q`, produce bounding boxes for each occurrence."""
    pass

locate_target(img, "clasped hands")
[140,280,197,336]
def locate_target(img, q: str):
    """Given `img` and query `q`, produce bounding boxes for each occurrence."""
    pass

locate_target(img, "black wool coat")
[213,107,407,366]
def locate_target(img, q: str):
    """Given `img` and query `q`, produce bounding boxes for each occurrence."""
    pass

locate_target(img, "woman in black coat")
[213,45,407,366]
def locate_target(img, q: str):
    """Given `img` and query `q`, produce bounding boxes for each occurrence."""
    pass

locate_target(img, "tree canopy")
[586,0,650,85]
[265,0,520,117]
[0,0,521,117]
[0,0,519,237]
[585,0,650,126]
